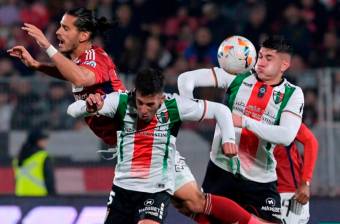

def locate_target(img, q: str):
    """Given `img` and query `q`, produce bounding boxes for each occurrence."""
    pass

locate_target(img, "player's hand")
[294,181,310,205]
[232,114,243,128]
[222,142,238,157]
[86,93,104,113]
[7,46,40,69]
[22,23,51,49]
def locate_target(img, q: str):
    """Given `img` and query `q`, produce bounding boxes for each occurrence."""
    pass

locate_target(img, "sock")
[204,193,252,224]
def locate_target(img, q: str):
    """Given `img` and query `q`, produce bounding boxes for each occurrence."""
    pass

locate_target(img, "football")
[217,35,257,74]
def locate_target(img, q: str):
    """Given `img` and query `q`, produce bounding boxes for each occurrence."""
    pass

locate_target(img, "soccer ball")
[217,35,257,74]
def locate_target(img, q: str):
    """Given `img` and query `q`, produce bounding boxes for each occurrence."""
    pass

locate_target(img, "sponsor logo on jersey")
[144,199,154,206]
[273,90,284,104]
[265,197,276,206]
[83,60,97,67]
[258,84,267,98]
[242,81,253,87]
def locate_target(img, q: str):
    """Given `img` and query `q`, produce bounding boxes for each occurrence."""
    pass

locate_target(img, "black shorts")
[202,161,282,223]
[104,184,171,224]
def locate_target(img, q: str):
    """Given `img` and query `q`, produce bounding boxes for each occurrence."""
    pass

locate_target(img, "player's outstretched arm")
[7,45,66,80]
[178,67,234,98]
[67,93,119,118]
[177,96,237,157]
[233,111,301,146]
[233,86,304,146]
[20,23,96,86]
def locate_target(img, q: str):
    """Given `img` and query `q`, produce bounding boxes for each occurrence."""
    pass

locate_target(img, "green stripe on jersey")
[116,93,128,162]
[226,71,252,111]
[163,99,181,173]
[274,84,295,125]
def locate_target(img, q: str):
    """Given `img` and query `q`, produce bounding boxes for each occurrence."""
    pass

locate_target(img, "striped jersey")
[98,92,207,194]
[210,67,304,183]
[72,45,126,145]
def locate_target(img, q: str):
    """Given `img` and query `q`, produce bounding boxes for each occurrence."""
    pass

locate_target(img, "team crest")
[156,111,169,123]
[273,91,284,104]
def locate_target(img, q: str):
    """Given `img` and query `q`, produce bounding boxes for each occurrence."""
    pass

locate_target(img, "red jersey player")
[8,8,125,146]
[274,123,318,223]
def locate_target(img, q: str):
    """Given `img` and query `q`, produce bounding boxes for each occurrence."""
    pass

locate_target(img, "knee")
[183,192,206,213]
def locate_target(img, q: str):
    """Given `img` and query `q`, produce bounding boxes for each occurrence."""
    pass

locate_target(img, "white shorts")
[174,150,195,191]
[280,192,310,224]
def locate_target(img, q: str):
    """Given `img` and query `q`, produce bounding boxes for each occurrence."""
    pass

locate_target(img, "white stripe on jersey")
[85,49,96,60]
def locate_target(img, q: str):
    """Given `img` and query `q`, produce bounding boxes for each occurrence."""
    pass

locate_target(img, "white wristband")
[46,45,58,58]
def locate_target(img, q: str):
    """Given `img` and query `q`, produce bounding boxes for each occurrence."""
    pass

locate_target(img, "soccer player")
[274,123,318,224]
[7,7,125,146]
[8,7,262,223]
[67,68,267,224]
[178,35,305,223]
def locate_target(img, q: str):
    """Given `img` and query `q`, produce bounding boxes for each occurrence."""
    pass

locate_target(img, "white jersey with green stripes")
[98,92,206,194]
[210,67,304,183]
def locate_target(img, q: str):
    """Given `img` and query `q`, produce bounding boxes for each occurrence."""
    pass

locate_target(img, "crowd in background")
[0,0,339,131]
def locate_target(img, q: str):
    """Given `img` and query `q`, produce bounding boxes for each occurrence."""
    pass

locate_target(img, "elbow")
[72,70,95,86]
[281,132,296,146]
[177,72,192,95]
[72,76,88,87]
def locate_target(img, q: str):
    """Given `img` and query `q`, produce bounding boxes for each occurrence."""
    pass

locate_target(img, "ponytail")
[66,7,113,40]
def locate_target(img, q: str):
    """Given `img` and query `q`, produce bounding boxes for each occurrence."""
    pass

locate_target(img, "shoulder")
[93,46,110,58]
[283,79,304,97]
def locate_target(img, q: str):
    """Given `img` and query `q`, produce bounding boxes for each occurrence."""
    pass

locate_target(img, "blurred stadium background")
[0,0,339,223]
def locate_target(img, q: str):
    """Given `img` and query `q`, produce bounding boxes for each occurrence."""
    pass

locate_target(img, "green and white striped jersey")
[210,67,304,183]
[98,92,207,194]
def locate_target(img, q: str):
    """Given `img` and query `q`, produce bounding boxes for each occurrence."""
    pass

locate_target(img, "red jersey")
[274,123,318,193]
[72,46,126,145]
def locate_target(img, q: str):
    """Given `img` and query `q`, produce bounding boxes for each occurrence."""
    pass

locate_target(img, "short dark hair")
[66,7,111,40]
[135,68,164,96]
[261,35,293,55]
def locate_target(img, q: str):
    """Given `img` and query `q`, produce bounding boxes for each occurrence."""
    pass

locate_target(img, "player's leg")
[173,154,257,224]
[172,152,206,214]
[136,191,171,224]
[280,192,310,224]
[240,179,282,223]
[104,185,134,224]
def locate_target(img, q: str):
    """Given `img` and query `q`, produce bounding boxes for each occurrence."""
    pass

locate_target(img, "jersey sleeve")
[176,95,236,143]
[213,67,236,89]
[177,67,235,98]
[78,49,117,84]
[175,95,206,121]
[283,86,304,117]
[98,92,120,118]
[296,123,319,182]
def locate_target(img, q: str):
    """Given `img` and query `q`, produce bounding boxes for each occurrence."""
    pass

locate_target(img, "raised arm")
[9,23,96,86]
[67,92,119,118]
[7,45,66,80]
[177,67,235,98]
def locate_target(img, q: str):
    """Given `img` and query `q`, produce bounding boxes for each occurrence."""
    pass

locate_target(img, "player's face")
[56,14,81,54]
[255,47,290,84]
[135,91,164,123]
